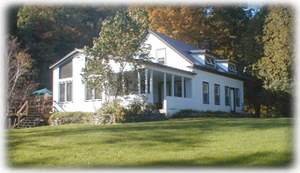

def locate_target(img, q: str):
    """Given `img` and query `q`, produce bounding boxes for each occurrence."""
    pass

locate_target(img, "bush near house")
[172,109,256,119]
[49,100,167,125]
[49,112,96,125]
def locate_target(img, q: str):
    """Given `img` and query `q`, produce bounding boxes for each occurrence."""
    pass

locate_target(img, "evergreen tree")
[255,5,294,94]
[243,6,268,117]
[254,5,294,117]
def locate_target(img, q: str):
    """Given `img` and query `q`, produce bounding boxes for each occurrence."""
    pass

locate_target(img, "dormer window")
[205,55,216,67]
[228,63,237,73]
[156,48,166,65]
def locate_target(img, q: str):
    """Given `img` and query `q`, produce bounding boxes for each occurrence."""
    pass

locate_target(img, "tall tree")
[6,36,38,112]
[255,5,294,94]
[243,6,268,117]
[210,5,249,68]
[82,8,150,99]
[253,5,294,117]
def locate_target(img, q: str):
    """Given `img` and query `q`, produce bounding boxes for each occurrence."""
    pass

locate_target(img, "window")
[174,81,182,97]
[156,48,166,64]
[235,88,240,107]
[86,87,102,101]
[66,83,72,101]
[59,60,72,79]
[59,83,65,102]
[225,86,230,106]
[205,55,216,67]
[203,82,209,104]
[228,64,237,73]
[214,84,220,105]
[59,82,72,102]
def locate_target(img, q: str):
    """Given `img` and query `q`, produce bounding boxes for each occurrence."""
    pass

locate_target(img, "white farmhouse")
[50,30,245,116]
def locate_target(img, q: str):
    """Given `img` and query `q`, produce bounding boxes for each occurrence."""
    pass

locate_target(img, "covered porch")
[134,65,195,115]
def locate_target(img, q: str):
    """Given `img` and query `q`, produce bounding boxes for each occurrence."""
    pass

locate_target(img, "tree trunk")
[254,104,261,118]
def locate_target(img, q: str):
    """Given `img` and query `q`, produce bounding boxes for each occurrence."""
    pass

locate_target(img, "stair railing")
[16,101,29,123]
[52,100,66,113]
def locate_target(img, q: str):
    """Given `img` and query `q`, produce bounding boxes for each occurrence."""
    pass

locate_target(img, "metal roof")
[148,30,245,80]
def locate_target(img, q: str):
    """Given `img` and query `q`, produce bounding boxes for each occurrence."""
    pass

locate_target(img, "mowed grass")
[6,118,293,168]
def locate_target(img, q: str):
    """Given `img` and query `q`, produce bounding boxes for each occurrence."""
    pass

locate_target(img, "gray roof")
[148,30,246,80]
[148,30,203,65]
[49,48,83,69]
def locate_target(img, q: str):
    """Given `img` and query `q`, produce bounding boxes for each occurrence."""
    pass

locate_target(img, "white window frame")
[85,87,102,101]
[214,84,220,105]
[156,48,166,64]
[59,80,73,103]
[203,82,209,104]
[225,86,230,106]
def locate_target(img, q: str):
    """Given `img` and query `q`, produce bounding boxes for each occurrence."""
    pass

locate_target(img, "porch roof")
[142,60,197,76]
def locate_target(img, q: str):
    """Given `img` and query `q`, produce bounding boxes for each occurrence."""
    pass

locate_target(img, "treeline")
[7,4,294,117]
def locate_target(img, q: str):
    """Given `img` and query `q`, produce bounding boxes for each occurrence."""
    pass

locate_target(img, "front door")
[230,88,236,113]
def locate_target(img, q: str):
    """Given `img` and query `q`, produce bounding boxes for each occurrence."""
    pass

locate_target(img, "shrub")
[172,110,231,118]
[99,99,124,123]
[49,112,95,125]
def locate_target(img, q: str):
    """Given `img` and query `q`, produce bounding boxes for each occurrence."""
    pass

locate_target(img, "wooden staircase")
[9,98,53,129]
[15,114,42,129]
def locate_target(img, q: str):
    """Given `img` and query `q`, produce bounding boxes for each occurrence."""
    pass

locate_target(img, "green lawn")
[6,118,293,168]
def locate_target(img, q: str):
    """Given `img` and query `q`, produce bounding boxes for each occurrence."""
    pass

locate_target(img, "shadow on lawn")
[138,151,293,168]
[8,118,292,143]
[7,118,293,168]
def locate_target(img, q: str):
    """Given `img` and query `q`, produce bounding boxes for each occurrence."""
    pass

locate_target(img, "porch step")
[159,109,166,114]
[14,115,42,129]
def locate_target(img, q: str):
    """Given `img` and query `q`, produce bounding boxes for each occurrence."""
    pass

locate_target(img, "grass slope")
[6,118,293,168]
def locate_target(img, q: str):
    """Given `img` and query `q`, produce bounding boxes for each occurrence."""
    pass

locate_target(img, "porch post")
[171,74,174,97]
[145,68,148,94]
[150,69,153,94]
[181,76,184,98]
[138,71,141,95]
[163,72,167,98]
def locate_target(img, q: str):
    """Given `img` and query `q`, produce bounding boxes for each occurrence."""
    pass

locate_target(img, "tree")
[82,8,150,99]
[255,5,294,94]
[242,6,268,117]
[16,5,120,89]
[253,5,294,117]
[146,5,250,71]
[6,35,38,112]
[145,5,211,49]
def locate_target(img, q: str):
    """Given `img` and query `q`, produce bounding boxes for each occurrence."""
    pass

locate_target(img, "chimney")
[203,39,212,52]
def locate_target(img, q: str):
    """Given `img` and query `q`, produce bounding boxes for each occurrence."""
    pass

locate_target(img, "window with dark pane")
[203,82,209,104]
[59,60,72,79]
[214,84,220,105]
